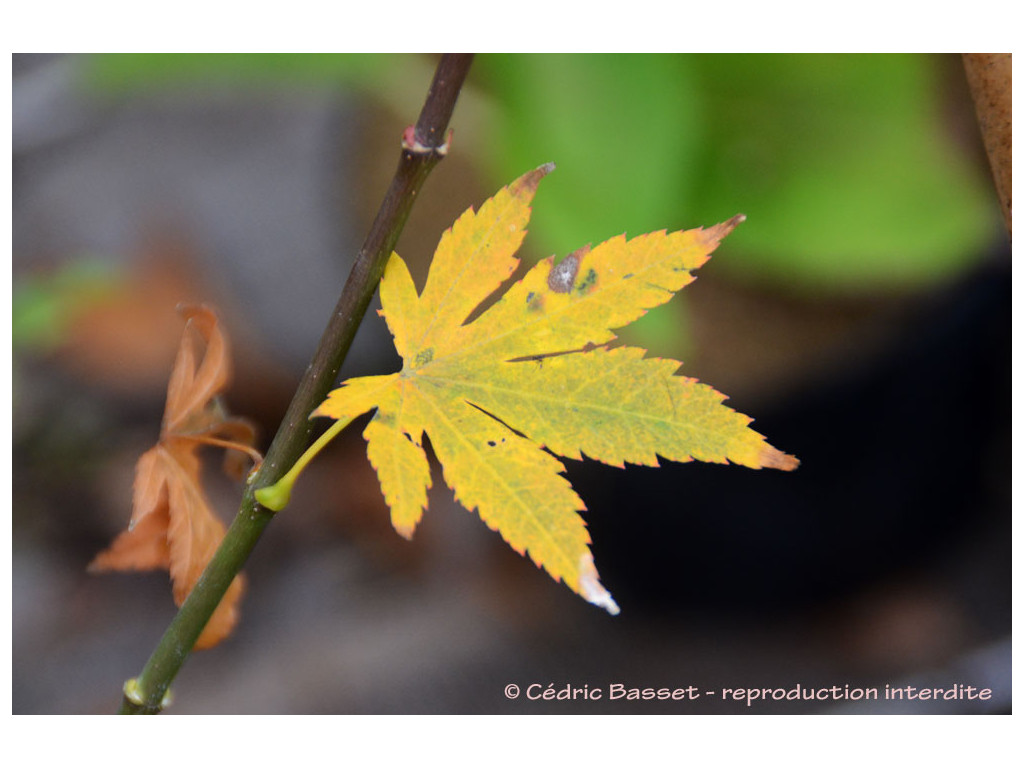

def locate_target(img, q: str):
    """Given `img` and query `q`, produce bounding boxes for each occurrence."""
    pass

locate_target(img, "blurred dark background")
[11,53,1010,714]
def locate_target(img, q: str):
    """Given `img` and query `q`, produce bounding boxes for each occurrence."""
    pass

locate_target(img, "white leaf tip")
[579,552,620,616]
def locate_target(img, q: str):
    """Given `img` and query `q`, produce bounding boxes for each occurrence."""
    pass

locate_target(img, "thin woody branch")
[118,53,475,714]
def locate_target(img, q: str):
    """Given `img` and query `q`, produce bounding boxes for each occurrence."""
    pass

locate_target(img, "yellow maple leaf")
[90,305,261,649]
[258,164,797,614]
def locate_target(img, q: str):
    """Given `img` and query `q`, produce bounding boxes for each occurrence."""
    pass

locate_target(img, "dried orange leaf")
[90,305,258,650]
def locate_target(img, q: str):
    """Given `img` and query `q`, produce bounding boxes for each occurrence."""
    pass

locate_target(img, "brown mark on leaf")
[759,444,800,471]
[698,214,746,247]
[548,245,591,293]
[510,162,556,198]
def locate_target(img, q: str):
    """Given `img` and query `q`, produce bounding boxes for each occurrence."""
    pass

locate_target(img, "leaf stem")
[253,417,350,511]
[174,433,265,467]
[117,53,475,714]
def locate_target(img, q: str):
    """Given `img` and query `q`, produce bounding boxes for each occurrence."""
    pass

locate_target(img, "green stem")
[117,53,475,714]
[253,417,350,511]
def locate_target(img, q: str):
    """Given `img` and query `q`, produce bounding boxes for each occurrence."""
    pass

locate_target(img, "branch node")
[402,125,453,156]
[123,678,144,705]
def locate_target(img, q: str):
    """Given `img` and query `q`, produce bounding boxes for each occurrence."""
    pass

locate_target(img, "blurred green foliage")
[71,52,1000,359]
[81,53,997,294]
[84,52,403,92]
[12,260,120,352]
[477,53,998,293]
[475,54,703,258]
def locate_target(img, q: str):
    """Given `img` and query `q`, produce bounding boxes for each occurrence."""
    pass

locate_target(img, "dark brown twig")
[118,53,475,714]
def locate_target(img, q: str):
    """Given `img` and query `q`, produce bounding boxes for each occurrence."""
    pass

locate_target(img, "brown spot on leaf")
[547,244,591,293]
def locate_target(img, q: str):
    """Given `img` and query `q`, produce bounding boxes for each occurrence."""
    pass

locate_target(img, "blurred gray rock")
[13,53,390,373]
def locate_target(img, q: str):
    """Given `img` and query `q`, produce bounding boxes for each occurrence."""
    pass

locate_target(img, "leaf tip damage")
[393,522,416,541]
[510,161,556,198]
[759,444,800,471]
[579,552,620,616]
[699,213,747,247]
